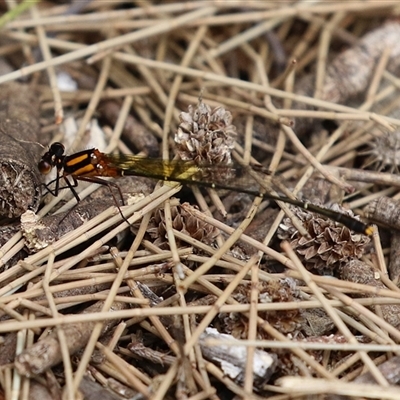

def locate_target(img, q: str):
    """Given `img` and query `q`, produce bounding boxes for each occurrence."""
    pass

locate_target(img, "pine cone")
[278,205,370,273]
[217,280,303,337]
[175,100,236,165]
[147,202,219,249]
[362,129,400,172]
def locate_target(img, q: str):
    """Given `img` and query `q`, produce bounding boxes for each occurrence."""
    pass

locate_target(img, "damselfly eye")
[38,160,52,175]
[50,142,65,157]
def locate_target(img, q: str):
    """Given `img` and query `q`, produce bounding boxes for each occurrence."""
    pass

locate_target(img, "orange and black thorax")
[62,148,121,178]
[62,148,97,176]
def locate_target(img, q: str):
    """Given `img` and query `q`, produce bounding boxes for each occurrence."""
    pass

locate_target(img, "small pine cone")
[278,206,370,273]
[362,129,400,172]
[175,100,236,165]
[147,202,219,249]
[218,280,303,337]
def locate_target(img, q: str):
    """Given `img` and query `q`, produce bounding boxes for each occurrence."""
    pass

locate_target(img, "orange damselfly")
[38,142,373,235]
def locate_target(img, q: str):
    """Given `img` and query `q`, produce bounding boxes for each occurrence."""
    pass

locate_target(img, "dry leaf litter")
[1,3,400,400]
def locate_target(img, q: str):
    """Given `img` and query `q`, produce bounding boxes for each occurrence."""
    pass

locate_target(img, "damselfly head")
[38,142,65,175]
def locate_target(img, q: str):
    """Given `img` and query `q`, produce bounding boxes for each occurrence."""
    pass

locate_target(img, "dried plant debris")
[26,379,59,400]
[3,2,400,399]
[363,197,400,282]
[293,22,400,138]
[99,100,159,157]
[300,308,335,337]
[359,97,400,172]
[321,22,400,103]
[15,301,126,377]
[0,223,28,271]
[389,233,400,285]
[278,206,370,273]
[106,377,138,399]
[0,83,43,218]
[361,129,400,173]
[21,199,115,252]
[22,176,154,251]
[352,91,400,172]
[217,280,303,337]
[237,206,279,257]
[79,376,125,400]
[351,355,400,386]
[295,177,345,206]
[128,341,176,368]
[0,332,18,366]
[365,196,400,232]
[301,334,366,370]
[339,260,400,329]
[200,327,277,390]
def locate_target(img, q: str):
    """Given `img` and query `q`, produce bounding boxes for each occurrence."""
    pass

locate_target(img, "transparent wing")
[104,154,270,196]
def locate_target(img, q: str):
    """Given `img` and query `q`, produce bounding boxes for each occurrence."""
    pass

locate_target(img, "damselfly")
[38,142,373,235]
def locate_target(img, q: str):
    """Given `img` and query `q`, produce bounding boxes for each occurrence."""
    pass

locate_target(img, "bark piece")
[15,301,126,376]
[107,377,138,399]
[199,327,277,390]
[79,376,125,400]
[321,22,400,103]
[292,22,400,138]
[27,380,57,400]
[354,355,400,385]
[389,232,400,285]
[21,198,118,252]
[0,332,17,365]
[328,356,400,400]
[0,82,43,218]
[340,260,400,329]
[365,196,400,231]
[21,176,154,252]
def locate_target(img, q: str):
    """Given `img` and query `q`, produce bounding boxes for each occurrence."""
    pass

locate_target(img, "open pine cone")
[147,202,219,250]
[175,100,236,165]
[278,205,370,273]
